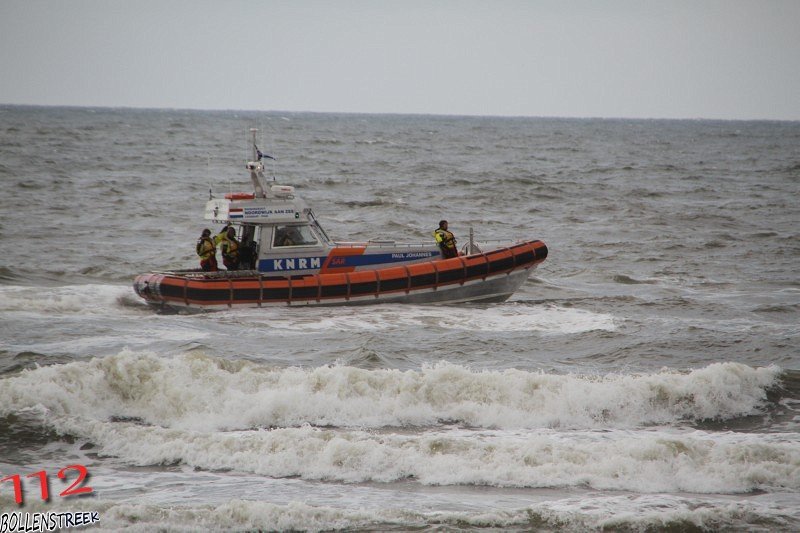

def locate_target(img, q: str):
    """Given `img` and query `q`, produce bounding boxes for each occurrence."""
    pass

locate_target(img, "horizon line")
[1,102,798,124]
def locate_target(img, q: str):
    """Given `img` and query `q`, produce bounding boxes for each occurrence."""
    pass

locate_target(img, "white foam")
[29,420,800,494]
[414,303,617,334]
[0,283,614,338]
[0,283,135,315]
[529,493,800,531]
[224,302,616,335]
[4,494,796,532]
[0,351,780,431]
[2,491,797,532]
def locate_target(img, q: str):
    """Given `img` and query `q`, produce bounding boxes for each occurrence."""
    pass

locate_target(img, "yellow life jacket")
[214,227,230,245]
[221,237,240,260]
[196,237,215,260]
[433,228,456,250]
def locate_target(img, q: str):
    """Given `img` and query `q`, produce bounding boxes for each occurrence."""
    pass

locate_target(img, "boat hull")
[133,240,547,310]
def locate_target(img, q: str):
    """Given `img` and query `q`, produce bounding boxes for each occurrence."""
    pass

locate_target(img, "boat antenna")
[247,128,268,198]
[207,154,213,199]
[250,127,258,162]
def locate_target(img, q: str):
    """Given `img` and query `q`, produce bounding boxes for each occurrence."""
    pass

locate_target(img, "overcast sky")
[1,0,798,120]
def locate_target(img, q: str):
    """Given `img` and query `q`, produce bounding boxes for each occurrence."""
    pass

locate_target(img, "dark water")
[1,105,798,531]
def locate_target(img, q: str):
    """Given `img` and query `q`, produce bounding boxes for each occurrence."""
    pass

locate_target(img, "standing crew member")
[433,220,458,258]
[215,224,232,245]
[196,228,218,272]
[220,226,241,270]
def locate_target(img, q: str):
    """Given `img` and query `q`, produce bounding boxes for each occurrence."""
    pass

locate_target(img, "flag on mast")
[255,145,275,161]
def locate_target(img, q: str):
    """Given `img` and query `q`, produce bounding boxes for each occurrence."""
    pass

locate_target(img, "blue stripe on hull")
[342,251,438,267]
[258,250,439,273]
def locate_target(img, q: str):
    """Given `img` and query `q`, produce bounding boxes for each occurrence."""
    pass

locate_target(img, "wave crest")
[0,350,781,431]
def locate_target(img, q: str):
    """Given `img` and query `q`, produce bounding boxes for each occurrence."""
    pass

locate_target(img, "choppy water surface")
[1,106,799,531]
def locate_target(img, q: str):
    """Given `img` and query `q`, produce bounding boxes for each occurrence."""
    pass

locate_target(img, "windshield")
[273,225,318,247]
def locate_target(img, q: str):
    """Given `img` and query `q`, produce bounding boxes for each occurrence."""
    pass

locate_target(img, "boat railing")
[151,269,260,279]
[333,241,433,249]
[148,239,535,278]
[333,238,527,249]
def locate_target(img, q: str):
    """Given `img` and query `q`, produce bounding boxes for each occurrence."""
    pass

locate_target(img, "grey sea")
[1,105,798,531]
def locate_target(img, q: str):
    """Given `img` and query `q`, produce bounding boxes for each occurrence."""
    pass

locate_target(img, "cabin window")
[273,225,318,247]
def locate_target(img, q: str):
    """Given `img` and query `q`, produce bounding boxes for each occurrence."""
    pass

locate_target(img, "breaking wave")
[0,350,780,431]
[38,419,800,493]
[1,351,795,495]
[1,495,797,532]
